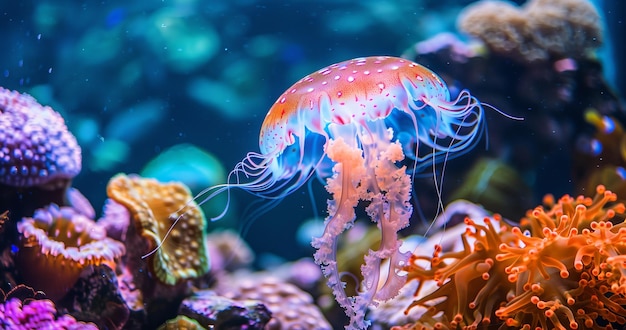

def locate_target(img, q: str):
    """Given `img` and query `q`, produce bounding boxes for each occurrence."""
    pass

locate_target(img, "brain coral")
[0,87,81,187]
[215,275,332,330]
[457,0,603,62]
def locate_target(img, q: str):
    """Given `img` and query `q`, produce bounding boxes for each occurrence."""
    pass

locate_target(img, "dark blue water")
[1,0,623,262]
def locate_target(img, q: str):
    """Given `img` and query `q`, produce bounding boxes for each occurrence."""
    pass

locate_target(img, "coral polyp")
[397,185,626,330]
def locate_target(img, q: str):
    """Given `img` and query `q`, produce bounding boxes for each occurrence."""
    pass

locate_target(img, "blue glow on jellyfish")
[161,56,497,329]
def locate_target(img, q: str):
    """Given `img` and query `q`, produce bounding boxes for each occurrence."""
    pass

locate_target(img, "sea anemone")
[396,185,626,329]
[15,204,125,300]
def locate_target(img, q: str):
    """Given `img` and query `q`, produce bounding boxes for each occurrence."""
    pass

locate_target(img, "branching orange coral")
[395,185,626,330]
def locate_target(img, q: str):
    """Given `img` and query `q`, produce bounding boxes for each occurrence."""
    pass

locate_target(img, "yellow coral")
[106,173,209,285]
[397,185,626,330]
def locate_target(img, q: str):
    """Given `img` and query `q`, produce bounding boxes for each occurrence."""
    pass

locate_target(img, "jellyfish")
[157,56,491,329]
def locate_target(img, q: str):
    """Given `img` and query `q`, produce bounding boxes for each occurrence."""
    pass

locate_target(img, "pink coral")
[215,274,331,330]
[0,87,81,188]
[0,297,98,330]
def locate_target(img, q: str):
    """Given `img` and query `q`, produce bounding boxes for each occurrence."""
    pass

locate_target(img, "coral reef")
[0,1,622,328]
[396,185,626,329]
[15,204,125,300]
[457,0,603,62]
[404,1,622,217]
[106,173,209,285]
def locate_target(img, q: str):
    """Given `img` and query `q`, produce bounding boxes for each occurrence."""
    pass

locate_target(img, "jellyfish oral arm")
[312,130,412,330]
[312,137,365,316]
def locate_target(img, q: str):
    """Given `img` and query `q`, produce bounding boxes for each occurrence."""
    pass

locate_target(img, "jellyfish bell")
[260,56,485,183]
[151,56,517,329]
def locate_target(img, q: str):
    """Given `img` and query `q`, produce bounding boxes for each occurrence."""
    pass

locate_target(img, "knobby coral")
[106,173,209,285]
[215,275,331,330]
[0,87,81,188]
[15,204,125,300]
[396,185,626,330]
[457,0,603,62]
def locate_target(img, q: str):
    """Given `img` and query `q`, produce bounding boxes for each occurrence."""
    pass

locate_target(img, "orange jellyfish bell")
[172,56,488,329]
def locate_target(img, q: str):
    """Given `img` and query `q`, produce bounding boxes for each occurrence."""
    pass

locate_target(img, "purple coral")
[0,87,81,187]
[0,297,98,329]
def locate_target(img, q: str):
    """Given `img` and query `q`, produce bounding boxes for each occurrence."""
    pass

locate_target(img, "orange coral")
[15,204,125,300]
[106,173,209,285]
[396,185,626,330]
